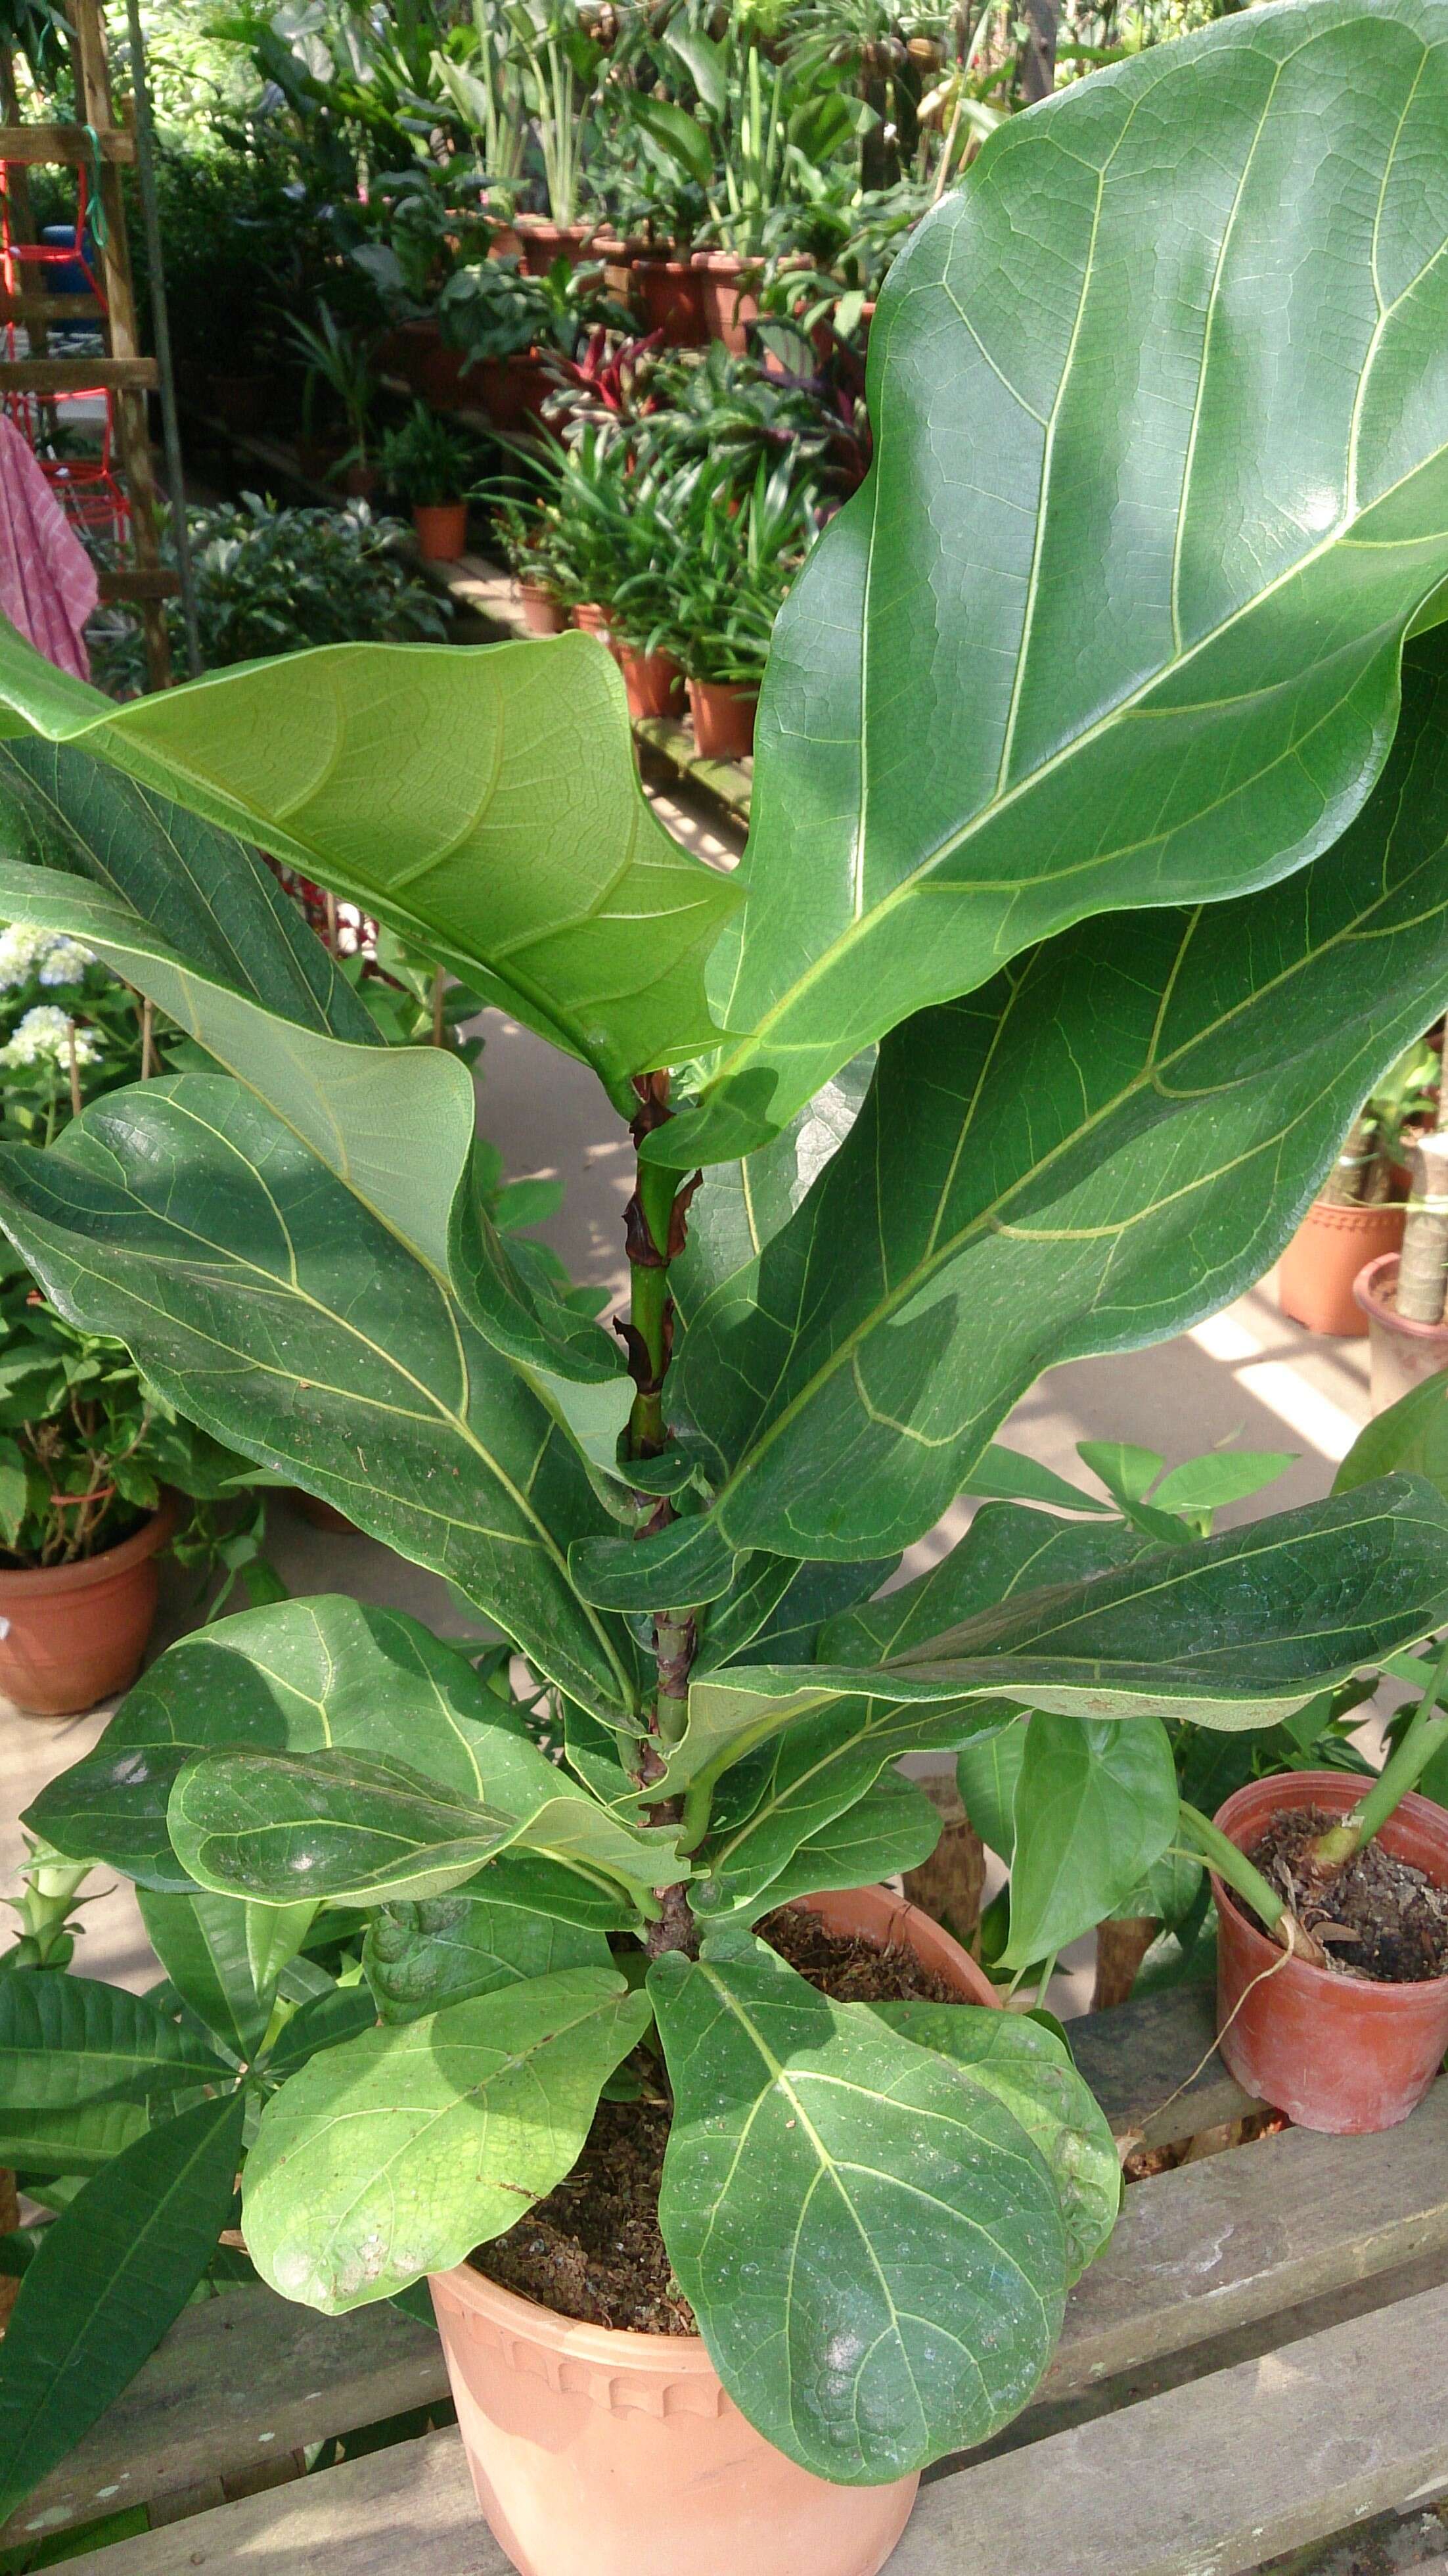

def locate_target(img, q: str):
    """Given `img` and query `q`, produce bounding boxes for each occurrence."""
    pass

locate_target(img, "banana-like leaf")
[363,1894,610,2022]
[1001,1713,1179,1968]
[26,1595,612,1887]
[708,1769,941,1921]
[0,1973,229,2111]
[662,1480,1448,1799]
[243,1967,652,2310]
[0,1087,640,1728]
[136,1887,283,2059]
[650,1932,1067,2479]
[655,1,1448,1165]
[0,626,740,1097]
[673,636,1448,1557]
[867,2002,1119,2284]
[0,2093,246,2521]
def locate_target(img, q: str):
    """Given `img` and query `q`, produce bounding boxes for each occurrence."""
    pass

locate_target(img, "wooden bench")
[9,1985,1448,2576]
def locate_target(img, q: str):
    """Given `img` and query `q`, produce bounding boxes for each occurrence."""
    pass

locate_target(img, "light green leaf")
[650,1935,1066,2479]
[363,1893,610,2021]
[867,2002,1120,2283]
[168,1747,518,1908]
[957,1446,1114,1517]
[137,1887,278,2059]
[1334,1367,1448,1500]
[671,631,1448,1561]
[243,1967,652,2311]
[1150,1450,1296,1517]
[0,2092,246,2522]
[656,3,1448,1162]
[955,1716,1029,1866]
[0,1433,26,1546]
[1076,1443,1164,1509]
[1003,1714,1179,1967]
[0,626,740,1095]
[711,1769,942,1921]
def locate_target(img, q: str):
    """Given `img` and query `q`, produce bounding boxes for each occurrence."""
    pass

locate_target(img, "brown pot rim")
[0,1492,177,1601]
[1354,1249,1448,1339]
[635,253,694,276]
[431,1884,991,2356]
[1210,1768,1448,2002]
[1301,1196,1405,1232]
[692,248,750,276]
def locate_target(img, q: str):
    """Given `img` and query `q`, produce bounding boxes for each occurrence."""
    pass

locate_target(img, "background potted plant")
[1276,1034,1438,1334]
[646,451,819,756]
[380,403,480,563]
[286,302,380,498]
[1355,1058,1448,1404]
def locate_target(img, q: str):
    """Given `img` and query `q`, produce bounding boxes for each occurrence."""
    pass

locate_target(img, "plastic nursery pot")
[1354,1251,1448,1414]
[0,1496,175,1718]
[1211,1770,1448,2134]
[692,249,759,356]
[429,1885,994,2576]
[1275,1193,1406,1337]
[516,579,568,637]
[634,256,707,347]
[476,355,556,434]
[412,500,469,564]
[687,676,758,761]
[617,646,684,722]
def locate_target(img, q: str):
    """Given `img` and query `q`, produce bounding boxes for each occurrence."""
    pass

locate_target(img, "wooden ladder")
[0,0,175,685]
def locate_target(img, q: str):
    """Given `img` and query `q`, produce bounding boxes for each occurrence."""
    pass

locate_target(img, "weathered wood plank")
[0,289,104,323]
[0,2290,448,2550]
[0,124,135,162]
[61,2435,493,2576]
[895,2280,1448,2576]
[0,356,157,392]
[1069,1981,1261,2146]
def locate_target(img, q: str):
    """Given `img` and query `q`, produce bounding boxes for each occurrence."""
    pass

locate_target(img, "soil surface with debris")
[1243,1805,1448,1983]
[470,1908,967,2332]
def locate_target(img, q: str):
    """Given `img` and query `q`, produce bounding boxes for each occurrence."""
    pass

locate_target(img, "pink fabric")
[0,413,98,679]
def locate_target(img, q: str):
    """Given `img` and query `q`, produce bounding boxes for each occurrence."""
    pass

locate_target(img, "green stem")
[1312,1630,1448,1867]
[1173,1803,1285,1939]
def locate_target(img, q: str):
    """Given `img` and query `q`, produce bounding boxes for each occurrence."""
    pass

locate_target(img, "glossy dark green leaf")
[955,1718,1028,1865]
[650,1933,1066,2479]
[1003,1714,1179,1967]
[657,4,1448,1163]
[0,625,740,1095]
[820,1502,1150,1665]
[262,1983,378,2076]
[0,1089,640,1729]
[169,1747,518,1907]
[0,1972,229,2113]
[712,1770,941,1921]
[0,2092,245,2521]
[244,1967,651,2311]
[363,1893,611,2021]
[673,639,1448,1557]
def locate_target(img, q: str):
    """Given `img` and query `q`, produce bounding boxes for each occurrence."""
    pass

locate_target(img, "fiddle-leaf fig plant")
[8,0,1448,2506]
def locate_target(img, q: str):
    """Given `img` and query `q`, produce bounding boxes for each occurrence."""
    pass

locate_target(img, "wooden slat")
[0,2291,447,2550]
[96,568,181,603]
[0,355,156,392]
[0,122,135,162]
[0,288,103,323]
[1068,1979,1260,2146]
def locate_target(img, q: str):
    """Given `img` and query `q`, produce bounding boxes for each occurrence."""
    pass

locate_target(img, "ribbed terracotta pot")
[1212,1770,1448,2134]
[688,676,757,760]
[1276,1195,1406,1336]
[412,500,468,563]
[1354,1251,1448,1414]
[430,1885,995,2576]
[0,1497,175,1717]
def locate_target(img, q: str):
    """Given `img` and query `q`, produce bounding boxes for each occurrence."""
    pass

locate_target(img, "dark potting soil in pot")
[1242,1804,1448,1983]
[469,1907,966,2333]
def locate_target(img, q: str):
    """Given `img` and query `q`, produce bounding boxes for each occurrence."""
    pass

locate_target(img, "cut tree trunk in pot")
[688,677,757,760]
[429,1885,994,2576]
[516,580,568,635]
[413,501,468,563]
[634,257,706,347]
[1355,1251,1448,1412]
[693,250,758,355]
[340,461,376,502]
[617,646,683,720]
[1276,1195,1405,1335]
[0,1496,175,1718]
[1211,1770,1448,2134]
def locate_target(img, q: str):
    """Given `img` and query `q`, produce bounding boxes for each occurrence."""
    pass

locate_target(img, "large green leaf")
[650,1933,1066,2479]
[662,1479,1448,1799]
[1002,1713,1179,1967]
[0,2092,246,2522]
[0,1087,639,1728]
[955,1718,1029,1864]
[363,1894,610,2022]
[1334,1367,1448,1500]
[243,1967,651,2310]
[0,1975,229,2117]
[867,2002,1119,2284]
[820,1502,1150,1665]
[0,626,740,1097]
[655,0,1448,1165]
[708,1769,942,1920]
[27,1595,613,1887]
[138,1886,308,2058]
[670,635,1448,1557]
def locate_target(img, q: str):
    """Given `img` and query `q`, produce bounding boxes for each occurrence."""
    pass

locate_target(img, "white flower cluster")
[0,924,95,992]
[0,1007,102,1071]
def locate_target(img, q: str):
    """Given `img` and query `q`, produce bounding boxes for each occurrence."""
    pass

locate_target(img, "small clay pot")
[413,500,469,563]
[634,256,706,347]
[430,1886,993,2576]
[516,580,569,636]
[692,248,759,355]
[1355,1251,1448,1414]
[572,601,621,658]
[688,676,758,761]
[1211,1770,1448,2134]
[0,1497,175,1718]
[476,354,556,433]
[617,645,683,721]
[1276,1194,1406,1337]
[516,216,599,276]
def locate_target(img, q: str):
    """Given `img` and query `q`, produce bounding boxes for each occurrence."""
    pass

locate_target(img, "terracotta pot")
[634,256,706,347]
[413,500,469,563]
[688,676,758,761]
[339,461,377,502]
[516,579,568,636]
[396,321,470,410]
[476,354,556,433]
[516,216,599,276]
[572,601,622,659]
[0,1497,175,1718]
[618,645,683,721]
[1276,1194,1405,1336]
[430,1887,993,2576]
[489,223,526,262]
[692,249,760,355]
[1355,1251,1448,1413]
[1212,1770,1448,2134]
